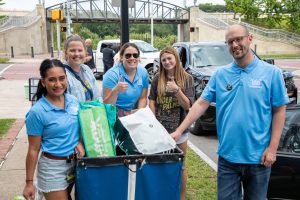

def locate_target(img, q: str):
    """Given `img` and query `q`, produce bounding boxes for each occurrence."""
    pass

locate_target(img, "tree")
[260,0,283,27]
[224,0,243,19]
[199,3,228,13]
[282,0,300,32]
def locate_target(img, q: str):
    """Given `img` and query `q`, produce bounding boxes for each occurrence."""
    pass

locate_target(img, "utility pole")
[121,0,129,45]
[65,0,72,37]
[150,0,154,46]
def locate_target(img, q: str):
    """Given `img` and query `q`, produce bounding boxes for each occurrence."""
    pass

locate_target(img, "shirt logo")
[226,84,232,91]
[249,79,262,88]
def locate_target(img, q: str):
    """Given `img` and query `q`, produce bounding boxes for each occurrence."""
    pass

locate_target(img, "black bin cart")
[75,149,183,200]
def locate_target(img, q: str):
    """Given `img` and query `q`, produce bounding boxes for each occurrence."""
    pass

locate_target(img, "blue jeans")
[217,156,271,200]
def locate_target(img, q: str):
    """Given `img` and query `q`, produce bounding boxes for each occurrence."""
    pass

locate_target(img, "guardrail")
[225,19,300,47]
[197,10,300,47]
[0,9,39,31]
[198,10,229,29]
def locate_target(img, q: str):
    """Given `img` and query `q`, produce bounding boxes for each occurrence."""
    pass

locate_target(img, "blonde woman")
[148,46,195,200]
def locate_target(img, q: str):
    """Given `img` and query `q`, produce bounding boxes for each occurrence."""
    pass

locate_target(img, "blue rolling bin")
[75,149,183,200]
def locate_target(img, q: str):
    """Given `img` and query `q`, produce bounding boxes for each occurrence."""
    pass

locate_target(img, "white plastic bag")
[117,107,176,154]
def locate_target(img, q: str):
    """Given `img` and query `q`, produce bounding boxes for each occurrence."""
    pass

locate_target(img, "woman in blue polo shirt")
[102,42,149,117]
[23,59,85,200]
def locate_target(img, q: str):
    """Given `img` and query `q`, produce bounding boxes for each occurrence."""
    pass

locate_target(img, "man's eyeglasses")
[225,35,249,46]
[124,53,139,59]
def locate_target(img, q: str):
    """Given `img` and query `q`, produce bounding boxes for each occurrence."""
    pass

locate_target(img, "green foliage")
[72,25,100,49]
[260,54,300,59]
[199,3,228,12]
[80,23,120,39]
[68,22,177,50]
[225,0,300,33]
[0,57,9,63]
[186,148,217,199]
[283,0,300,33]
[0,119,16,138]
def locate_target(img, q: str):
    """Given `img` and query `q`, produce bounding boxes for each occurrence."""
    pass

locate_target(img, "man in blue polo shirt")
[171,24,289,199]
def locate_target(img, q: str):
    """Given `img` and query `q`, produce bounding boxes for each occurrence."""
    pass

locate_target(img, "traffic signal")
[51,9,64,21]
[60,26,67,32]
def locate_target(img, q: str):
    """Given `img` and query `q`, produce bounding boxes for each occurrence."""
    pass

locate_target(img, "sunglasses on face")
[124,53,139,59]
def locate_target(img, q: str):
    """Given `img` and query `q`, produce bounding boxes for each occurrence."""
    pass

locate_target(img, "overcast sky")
[2,0,225,11]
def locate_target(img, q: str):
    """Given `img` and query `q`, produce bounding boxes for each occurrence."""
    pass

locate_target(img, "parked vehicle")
[94,39,159,82]
[153,42,298,135]
[267,103,300,199]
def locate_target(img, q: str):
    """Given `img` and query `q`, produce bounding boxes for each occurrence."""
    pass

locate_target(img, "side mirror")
[263,58,275,65]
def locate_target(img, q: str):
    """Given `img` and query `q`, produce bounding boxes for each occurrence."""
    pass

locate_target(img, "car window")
[277,105,300,155]
[100,42,120,53]
[190,45,233,67]
[134,41,158,53]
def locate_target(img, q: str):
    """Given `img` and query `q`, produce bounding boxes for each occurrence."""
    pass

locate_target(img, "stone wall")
[0,5,48,55]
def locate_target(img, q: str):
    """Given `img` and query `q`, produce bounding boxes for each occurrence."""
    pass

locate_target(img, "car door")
[267,104,300,199]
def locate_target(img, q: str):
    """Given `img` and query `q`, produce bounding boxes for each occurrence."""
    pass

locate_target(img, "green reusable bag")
[79,100,116,157]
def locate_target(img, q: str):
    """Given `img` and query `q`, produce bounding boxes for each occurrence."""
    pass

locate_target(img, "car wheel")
[147,65,156,83]
[189,118,205,136]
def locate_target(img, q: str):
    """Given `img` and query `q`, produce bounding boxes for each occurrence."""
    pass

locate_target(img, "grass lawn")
[0,57,9,63]
[261,54,300,59]
[186,147,217,199]
[0,119,16,138]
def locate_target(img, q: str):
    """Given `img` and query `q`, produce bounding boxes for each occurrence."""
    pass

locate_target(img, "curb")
[0,119,24,168]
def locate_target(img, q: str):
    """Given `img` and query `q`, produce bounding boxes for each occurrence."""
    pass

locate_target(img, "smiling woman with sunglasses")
[102,42,149,117]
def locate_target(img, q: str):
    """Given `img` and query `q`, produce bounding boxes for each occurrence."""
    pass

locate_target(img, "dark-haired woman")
[102,42,149,116]
[22,59,85,200]
[64,34,101,102]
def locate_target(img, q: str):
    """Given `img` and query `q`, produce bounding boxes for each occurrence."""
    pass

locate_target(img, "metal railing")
[225,19,300,47]
[46,0,189,24]
[198,10,229,29]
[197,10,300,47]
[0,9,40,31]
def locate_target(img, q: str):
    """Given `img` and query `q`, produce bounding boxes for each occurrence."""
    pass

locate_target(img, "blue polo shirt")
[201,56,289,164]
[103,63,149,111]
[25,94,80,157]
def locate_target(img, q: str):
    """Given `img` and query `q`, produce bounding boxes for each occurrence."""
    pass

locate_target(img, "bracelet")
[25,179,33,183]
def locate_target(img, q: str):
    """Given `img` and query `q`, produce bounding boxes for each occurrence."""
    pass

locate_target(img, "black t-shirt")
[148,74,195,133]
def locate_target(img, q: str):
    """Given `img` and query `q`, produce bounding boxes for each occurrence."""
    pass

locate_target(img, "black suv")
[154,42,297,135]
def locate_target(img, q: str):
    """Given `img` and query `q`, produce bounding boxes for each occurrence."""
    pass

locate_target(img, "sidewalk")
[0,79,31,199]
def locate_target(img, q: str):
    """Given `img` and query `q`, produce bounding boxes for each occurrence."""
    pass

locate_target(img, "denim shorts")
[36,155,75,193]
[176,131,188,144]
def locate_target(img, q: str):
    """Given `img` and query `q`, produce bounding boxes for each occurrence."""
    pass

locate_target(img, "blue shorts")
[36,155,75,193]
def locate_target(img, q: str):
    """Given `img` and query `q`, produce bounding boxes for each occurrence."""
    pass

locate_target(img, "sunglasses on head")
[124,53,139,59]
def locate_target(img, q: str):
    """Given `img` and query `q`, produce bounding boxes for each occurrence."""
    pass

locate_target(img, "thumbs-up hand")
[116,75,128,93]
[166,76,178,93]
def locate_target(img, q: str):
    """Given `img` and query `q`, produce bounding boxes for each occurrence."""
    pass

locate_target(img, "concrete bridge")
[0,1,299,56]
